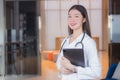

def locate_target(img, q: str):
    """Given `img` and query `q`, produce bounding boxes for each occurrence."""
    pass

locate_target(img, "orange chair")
[48,51,54,61]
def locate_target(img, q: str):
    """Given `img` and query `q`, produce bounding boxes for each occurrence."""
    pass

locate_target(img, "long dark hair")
[68,5,91,37]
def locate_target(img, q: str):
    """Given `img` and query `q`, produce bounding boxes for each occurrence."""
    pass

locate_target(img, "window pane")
[90,10,102,49]
[79,0,90,9]
[46,11,60,50]
[61,0,77,10]
[91,0,102,9]
[61,10,68,36]
[45,1,59,10]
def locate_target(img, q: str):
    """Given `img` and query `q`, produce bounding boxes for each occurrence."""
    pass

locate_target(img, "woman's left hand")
[60,56,75,71]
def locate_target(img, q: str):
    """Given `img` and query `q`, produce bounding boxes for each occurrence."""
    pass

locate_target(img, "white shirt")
[56,33,101,80]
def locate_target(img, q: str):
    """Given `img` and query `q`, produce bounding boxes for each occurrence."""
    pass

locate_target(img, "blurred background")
[0,0,120,80]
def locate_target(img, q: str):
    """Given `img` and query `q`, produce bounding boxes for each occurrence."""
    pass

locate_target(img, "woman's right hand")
[60,67,73,74]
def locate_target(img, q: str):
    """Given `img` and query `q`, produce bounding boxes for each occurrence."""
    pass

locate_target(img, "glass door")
[5,0,41,75]
[108,0,120,66]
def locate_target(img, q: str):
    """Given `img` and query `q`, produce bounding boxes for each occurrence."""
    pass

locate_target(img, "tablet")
[63,49,85,67]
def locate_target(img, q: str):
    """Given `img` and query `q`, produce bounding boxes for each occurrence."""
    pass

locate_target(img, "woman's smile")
[70,23,77,26]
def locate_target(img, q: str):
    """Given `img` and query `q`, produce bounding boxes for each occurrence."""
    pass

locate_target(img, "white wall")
[0,0,5,45]
[45,0,102,50]
[0,0,5,75]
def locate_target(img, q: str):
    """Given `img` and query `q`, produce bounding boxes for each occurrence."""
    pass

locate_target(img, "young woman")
[56,5,101,80]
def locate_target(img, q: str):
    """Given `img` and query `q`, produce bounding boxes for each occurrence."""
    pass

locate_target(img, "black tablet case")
[63,49,85,67]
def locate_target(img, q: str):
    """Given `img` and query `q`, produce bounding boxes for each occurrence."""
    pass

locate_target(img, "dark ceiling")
[19,1,36,13]
[6,1,36,13]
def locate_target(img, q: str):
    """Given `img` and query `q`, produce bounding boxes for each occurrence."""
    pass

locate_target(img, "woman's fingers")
[60,56,75,71]
[60,67,73,74]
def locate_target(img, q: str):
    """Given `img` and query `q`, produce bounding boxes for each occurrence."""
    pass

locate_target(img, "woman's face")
[68,9,85,31]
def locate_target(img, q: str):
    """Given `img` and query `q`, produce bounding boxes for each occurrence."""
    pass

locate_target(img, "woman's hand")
[60,67,73,74]
[60,56,76,72]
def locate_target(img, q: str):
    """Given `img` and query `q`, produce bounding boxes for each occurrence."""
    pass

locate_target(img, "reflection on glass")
[108,0,120,66]
[5,0,39,76]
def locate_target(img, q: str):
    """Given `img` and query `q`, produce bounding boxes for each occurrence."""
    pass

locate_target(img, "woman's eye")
[75,16,79,18]
[68,15,80,18]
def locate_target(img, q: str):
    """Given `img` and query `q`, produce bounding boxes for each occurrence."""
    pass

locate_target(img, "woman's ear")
[83,18,86,23]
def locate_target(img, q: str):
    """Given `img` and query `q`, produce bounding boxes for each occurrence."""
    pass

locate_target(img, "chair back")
[106,64,118,79]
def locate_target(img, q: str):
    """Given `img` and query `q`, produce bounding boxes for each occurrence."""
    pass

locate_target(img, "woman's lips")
[70,23,77,26]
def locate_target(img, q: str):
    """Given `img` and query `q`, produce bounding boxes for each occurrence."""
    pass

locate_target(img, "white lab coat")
[56,33,101,80]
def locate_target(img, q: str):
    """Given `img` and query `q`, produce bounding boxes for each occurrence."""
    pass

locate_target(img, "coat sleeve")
[76,39,101,79]
[56,51,62,70]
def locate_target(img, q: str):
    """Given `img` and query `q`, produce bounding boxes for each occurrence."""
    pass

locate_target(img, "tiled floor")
[0,51,108,80]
